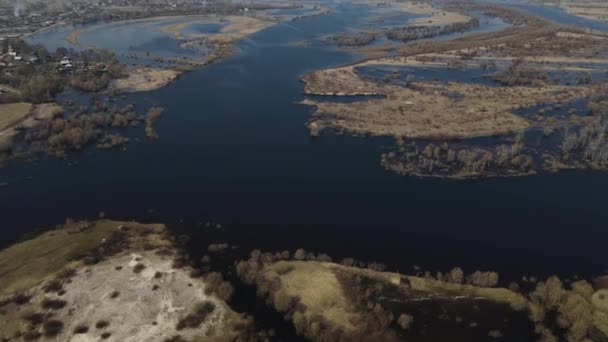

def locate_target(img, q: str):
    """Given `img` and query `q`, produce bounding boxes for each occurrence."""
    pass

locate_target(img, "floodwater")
[495,0,608,32]
[26,16,225,62]
[4,1,608,291]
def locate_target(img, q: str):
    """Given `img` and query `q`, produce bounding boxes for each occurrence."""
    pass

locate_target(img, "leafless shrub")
[448,267,464,284]
[73,324,89,334]
[22,312,45,326]
[133,263,146,274]
[466,271,499,287]
[207,243,229,253]
[41,298,67,310]
[397,313,413,330]
[12,293,31,305]
[43,319,64,337]
[23,330,42,341]
[95,320,110,329]
[203,272,234,301]
[293,248,306,260]
[43,279,64,293]
[176,301,216,330]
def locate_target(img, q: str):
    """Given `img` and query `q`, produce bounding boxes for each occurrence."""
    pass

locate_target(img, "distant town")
[0,0,243,37]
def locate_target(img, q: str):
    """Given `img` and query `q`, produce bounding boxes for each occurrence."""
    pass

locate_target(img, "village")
[0,0,238,37]
[0,38,74,70]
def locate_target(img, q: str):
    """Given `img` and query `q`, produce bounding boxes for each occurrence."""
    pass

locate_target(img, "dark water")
[388,298,534,341]
[355,65,502,87]
[4,3,608,287]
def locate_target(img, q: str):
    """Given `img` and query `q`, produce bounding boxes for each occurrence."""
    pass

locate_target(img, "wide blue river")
[2,2,608,281]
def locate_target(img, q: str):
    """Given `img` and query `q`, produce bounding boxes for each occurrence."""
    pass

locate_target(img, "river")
[2,2,608,285]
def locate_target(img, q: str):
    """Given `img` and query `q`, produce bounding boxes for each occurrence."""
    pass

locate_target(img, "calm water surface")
[3,3,608,283]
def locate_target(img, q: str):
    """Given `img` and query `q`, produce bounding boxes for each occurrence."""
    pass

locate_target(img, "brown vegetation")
[133,263,146,273]
[111,67,180,93]
[526,276,601,341]
[73,324,89,334]
[41,298,67,310]
[95,320,110,329]
[145,106,164,139]
[382,137,535,179]
[176,301,216,330]
[327,32,376,47]
[43,319,64,337]
[236,249,533,341]
[300,2,608,179]
[2,101,162,165]
[203,272,234,301]
[386,17,480,42]
[0,219,259,341]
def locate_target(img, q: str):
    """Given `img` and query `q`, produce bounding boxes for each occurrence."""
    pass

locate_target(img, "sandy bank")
[111,67,181,93]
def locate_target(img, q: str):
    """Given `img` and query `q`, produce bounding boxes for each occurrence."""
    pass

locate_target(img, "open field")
[0,102,63,154]
[0,102,33,152]
[0,220,254,341]
[0,102,32,131]
[0,220,167,298]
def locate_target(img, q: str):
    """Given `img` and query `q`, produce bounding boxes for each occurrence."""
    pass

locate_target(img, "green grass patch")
[0,220,132,297]
[0,102,32,131]
[264,261,356,331]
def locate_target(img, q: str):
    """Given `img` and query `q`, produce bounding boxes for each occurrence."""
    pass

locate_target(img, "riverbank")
[536,0,608,22]
[237,251,608,341]
[0,103,63,154]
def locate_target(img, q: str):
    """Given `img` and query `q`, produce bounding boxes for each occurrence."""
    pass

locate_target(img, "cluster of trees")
[383,137,534,179]
[0,39,125,104]
[236,248,608,341]
[526,276,598,342]
[473,5,531,26]
[70,49,125,92]
[326,32,376,47]
[236,250,526,341]
[237,248,387,285]
[96,134,129,149]
[240,253,401,341]
[10,103,143,159]
[560,108,608,168]
[0,63,66,104]
[175,301,216,330]
[145,107,164,139]
[386,17,480,42]
[427,267,500,287]
[492,58,547,86]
